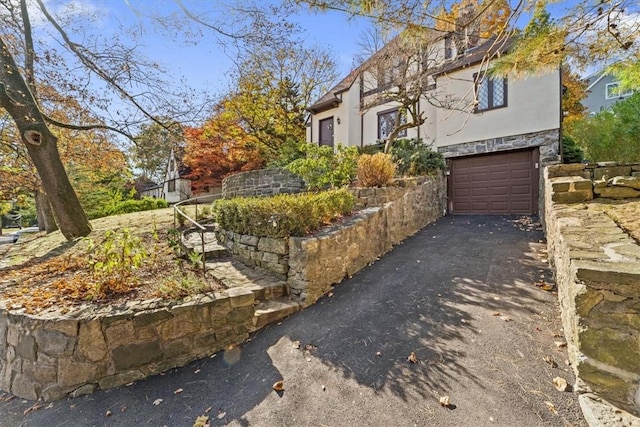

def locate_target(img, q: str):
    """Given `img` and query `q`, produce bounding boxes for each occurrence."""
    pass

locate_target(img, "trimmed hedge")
[95,197,168,218]
[212,189,355,238]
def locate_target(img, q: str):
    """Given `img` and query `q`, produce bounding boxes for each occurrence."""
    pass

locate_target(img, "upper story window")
[475,74,508,112]
[167,179,176,192]
[378,108,407,140]
[378,56,404,89]
[444,35,453,60]
[605,82,633,99]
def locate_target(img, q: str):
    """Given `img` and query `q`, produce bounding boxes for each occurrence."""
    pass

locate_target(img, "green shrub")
[562,134,584,164]
[212,189,355,238]
[390,138,446,176]
[358,142,385,155]
[266,138,308,168]
[571,93,640,163]
[285,144,359,190]
[357,153,396,187]
[95,197,168,218]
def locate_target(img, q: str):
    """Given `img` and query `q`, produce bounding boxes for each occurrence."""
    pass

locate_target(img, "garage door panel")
[450,149,538,215]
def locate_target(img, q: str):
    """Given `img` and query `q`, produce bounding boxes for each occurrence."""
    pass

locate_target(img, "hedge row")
[95,197,168,218]
[212,188,355,238]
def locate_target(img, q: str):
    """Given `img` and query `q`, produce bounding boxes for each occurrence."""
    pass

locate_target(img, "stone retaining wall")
[215,233,289,280]
[544,166,640,417]
[0,288,260,402]
[547,162,640,202]
[217,174,446,305]
[222,169,305,199]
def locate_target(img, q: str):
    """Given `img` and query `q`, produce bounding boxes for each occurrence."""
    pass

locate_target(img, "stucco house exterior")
[583,71,635,114]
[307,32,562,215]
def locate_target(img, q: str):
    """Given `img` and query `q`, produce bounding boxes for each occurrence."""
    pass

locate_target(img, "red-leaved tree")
[183,106,264,193]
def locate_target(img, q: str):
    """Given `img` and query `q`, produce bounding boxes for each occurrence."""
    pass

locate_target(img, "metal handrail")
[173,194,223,272]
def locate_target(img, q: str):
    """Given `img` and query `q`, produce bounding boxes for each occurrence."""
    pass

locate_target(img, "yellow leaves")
[272,380,285,392]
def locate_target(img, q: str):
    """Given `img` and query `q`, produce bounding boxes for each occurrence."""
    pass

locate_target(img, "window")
[167,179,176,192]
[475,74,507,112]
[606,82,633,99]
[444,35,453,60]
[378,109,407,140]
[378,56,404,88]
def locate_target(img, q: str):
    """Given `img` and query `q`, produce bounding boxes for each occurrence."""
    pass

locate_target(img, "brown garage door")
[448,149,539,214]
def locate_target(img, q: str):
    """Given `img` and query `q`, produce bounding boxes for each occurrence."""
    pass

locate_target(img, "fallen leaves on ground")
[174,388,183,394]
[553,377,569,392]
[292,340,301,349]
[554,341,567,349]
[407,352,418,363]
[536,280,556,291]
[439,396,451,407]
[544,401,558,415]
[543,356,558,368]
[193,415,210,427]
[500,315,512,322]
[153,398,163,406]
[273,381,285,392]
[105,410,112,417]
[217,409,226,419]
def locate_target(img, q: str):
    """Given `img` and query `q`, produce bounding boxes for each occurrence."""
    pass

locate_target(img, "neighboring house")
[307,32,561,215]
[583,71,635,114]
[162,147,193,203]
[149,148,222,203]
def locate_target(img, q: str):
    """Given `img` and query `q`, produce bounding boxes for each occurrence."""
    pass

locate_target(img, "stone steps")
[181,228,228,259]
[251,298,300,331]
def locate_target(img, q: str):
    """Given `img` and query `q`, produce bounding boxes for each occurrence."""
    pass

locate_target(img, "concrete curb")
[579,394,640,427]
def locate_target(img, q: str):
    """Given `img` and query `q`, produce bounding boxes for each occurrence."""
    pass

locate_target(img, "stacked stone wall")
[222,169,305,199]
[547,162,640,202]
[544,166,640,417]
[0,289,257,401]
[215,233,289,280]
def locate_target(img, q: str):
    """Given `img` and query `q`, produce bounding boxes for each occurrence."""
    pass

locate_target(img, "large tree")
[0,0,295,240]
[224,40,338,159]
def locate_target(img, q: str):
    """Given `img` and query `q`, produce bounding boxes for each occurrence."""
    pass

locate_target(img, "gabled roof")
[585,70,609,91]
[430,36,513,76]
[308,32,512,114]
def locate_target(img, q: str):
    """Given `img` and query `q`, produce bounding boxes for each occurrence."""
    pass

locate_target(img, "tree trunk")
[0,36,91,240]
[35,190,58,233]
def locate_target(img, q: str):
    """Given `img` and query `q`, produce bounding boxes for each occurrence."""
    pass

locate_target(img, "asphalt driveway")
[0,215,585,427]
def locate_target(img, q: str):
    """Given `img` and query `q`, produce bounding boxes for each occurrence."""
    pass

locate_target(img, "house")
[307,32,561,215]
[143,147,222,204]
[583,71,635,114]
[160,147,193,203]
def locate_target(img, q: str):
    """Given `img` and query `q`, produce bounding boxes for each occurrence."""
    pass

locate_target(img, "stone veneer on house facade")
[544,164,640,418]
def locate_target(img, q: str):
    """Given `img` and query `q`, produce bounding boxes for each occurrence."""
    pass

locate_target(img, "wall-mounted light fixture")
[336,117,341,125]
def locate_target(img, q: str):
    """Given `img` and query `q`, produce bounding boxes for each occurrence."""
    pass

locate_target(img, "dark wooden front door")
[448,148,539,214]
[319,117,334,147]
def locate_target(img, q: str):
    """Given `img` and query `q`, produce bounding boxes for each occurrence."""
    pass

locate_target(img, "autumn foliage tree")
[183,106,264,192]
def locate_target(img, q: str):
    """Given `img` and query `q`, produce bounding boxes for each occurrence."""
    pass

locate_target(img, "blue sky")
[90,1,372,97]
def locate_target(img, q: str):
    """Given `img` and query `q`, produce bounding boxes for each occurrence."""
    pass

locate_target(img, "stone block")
[6,325,19,347]
[32,354,57,384]
[595,186,640,199]
[258,237,288,255]
[240,234,259,246]
[550,176,593,192]
[57,358,102,388]
[43,319,79,337]
[133,309,172,328]
[70,383,96,398]
[158,312,198,341]
[41,384,65,402]
[77,320,107,362]
[547,163,587,178]
[552,190,593,203]
[15,335,36,361]
[580,327,640,373]
[35,329,76,357]
[611,176,640,190]
[112,340,163,371]
[578,362,638,415]
[593,166,632,180]
[163,337,194,358]
[575,260,640,298]
[104,321,136,348]
[226,288,255,308]
[11,373,38,400]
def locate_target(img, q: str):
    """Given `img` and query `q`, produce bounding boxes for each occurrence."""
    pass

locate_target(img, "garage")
[448,148,539,214]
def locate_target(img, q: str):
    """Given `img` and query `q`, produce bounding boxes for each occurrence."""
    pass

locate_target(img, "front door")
[319,117,334,147]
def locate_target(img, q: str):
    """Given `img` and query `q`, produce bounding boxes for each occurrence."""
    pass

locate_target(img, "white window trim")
[605,82,633,100]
